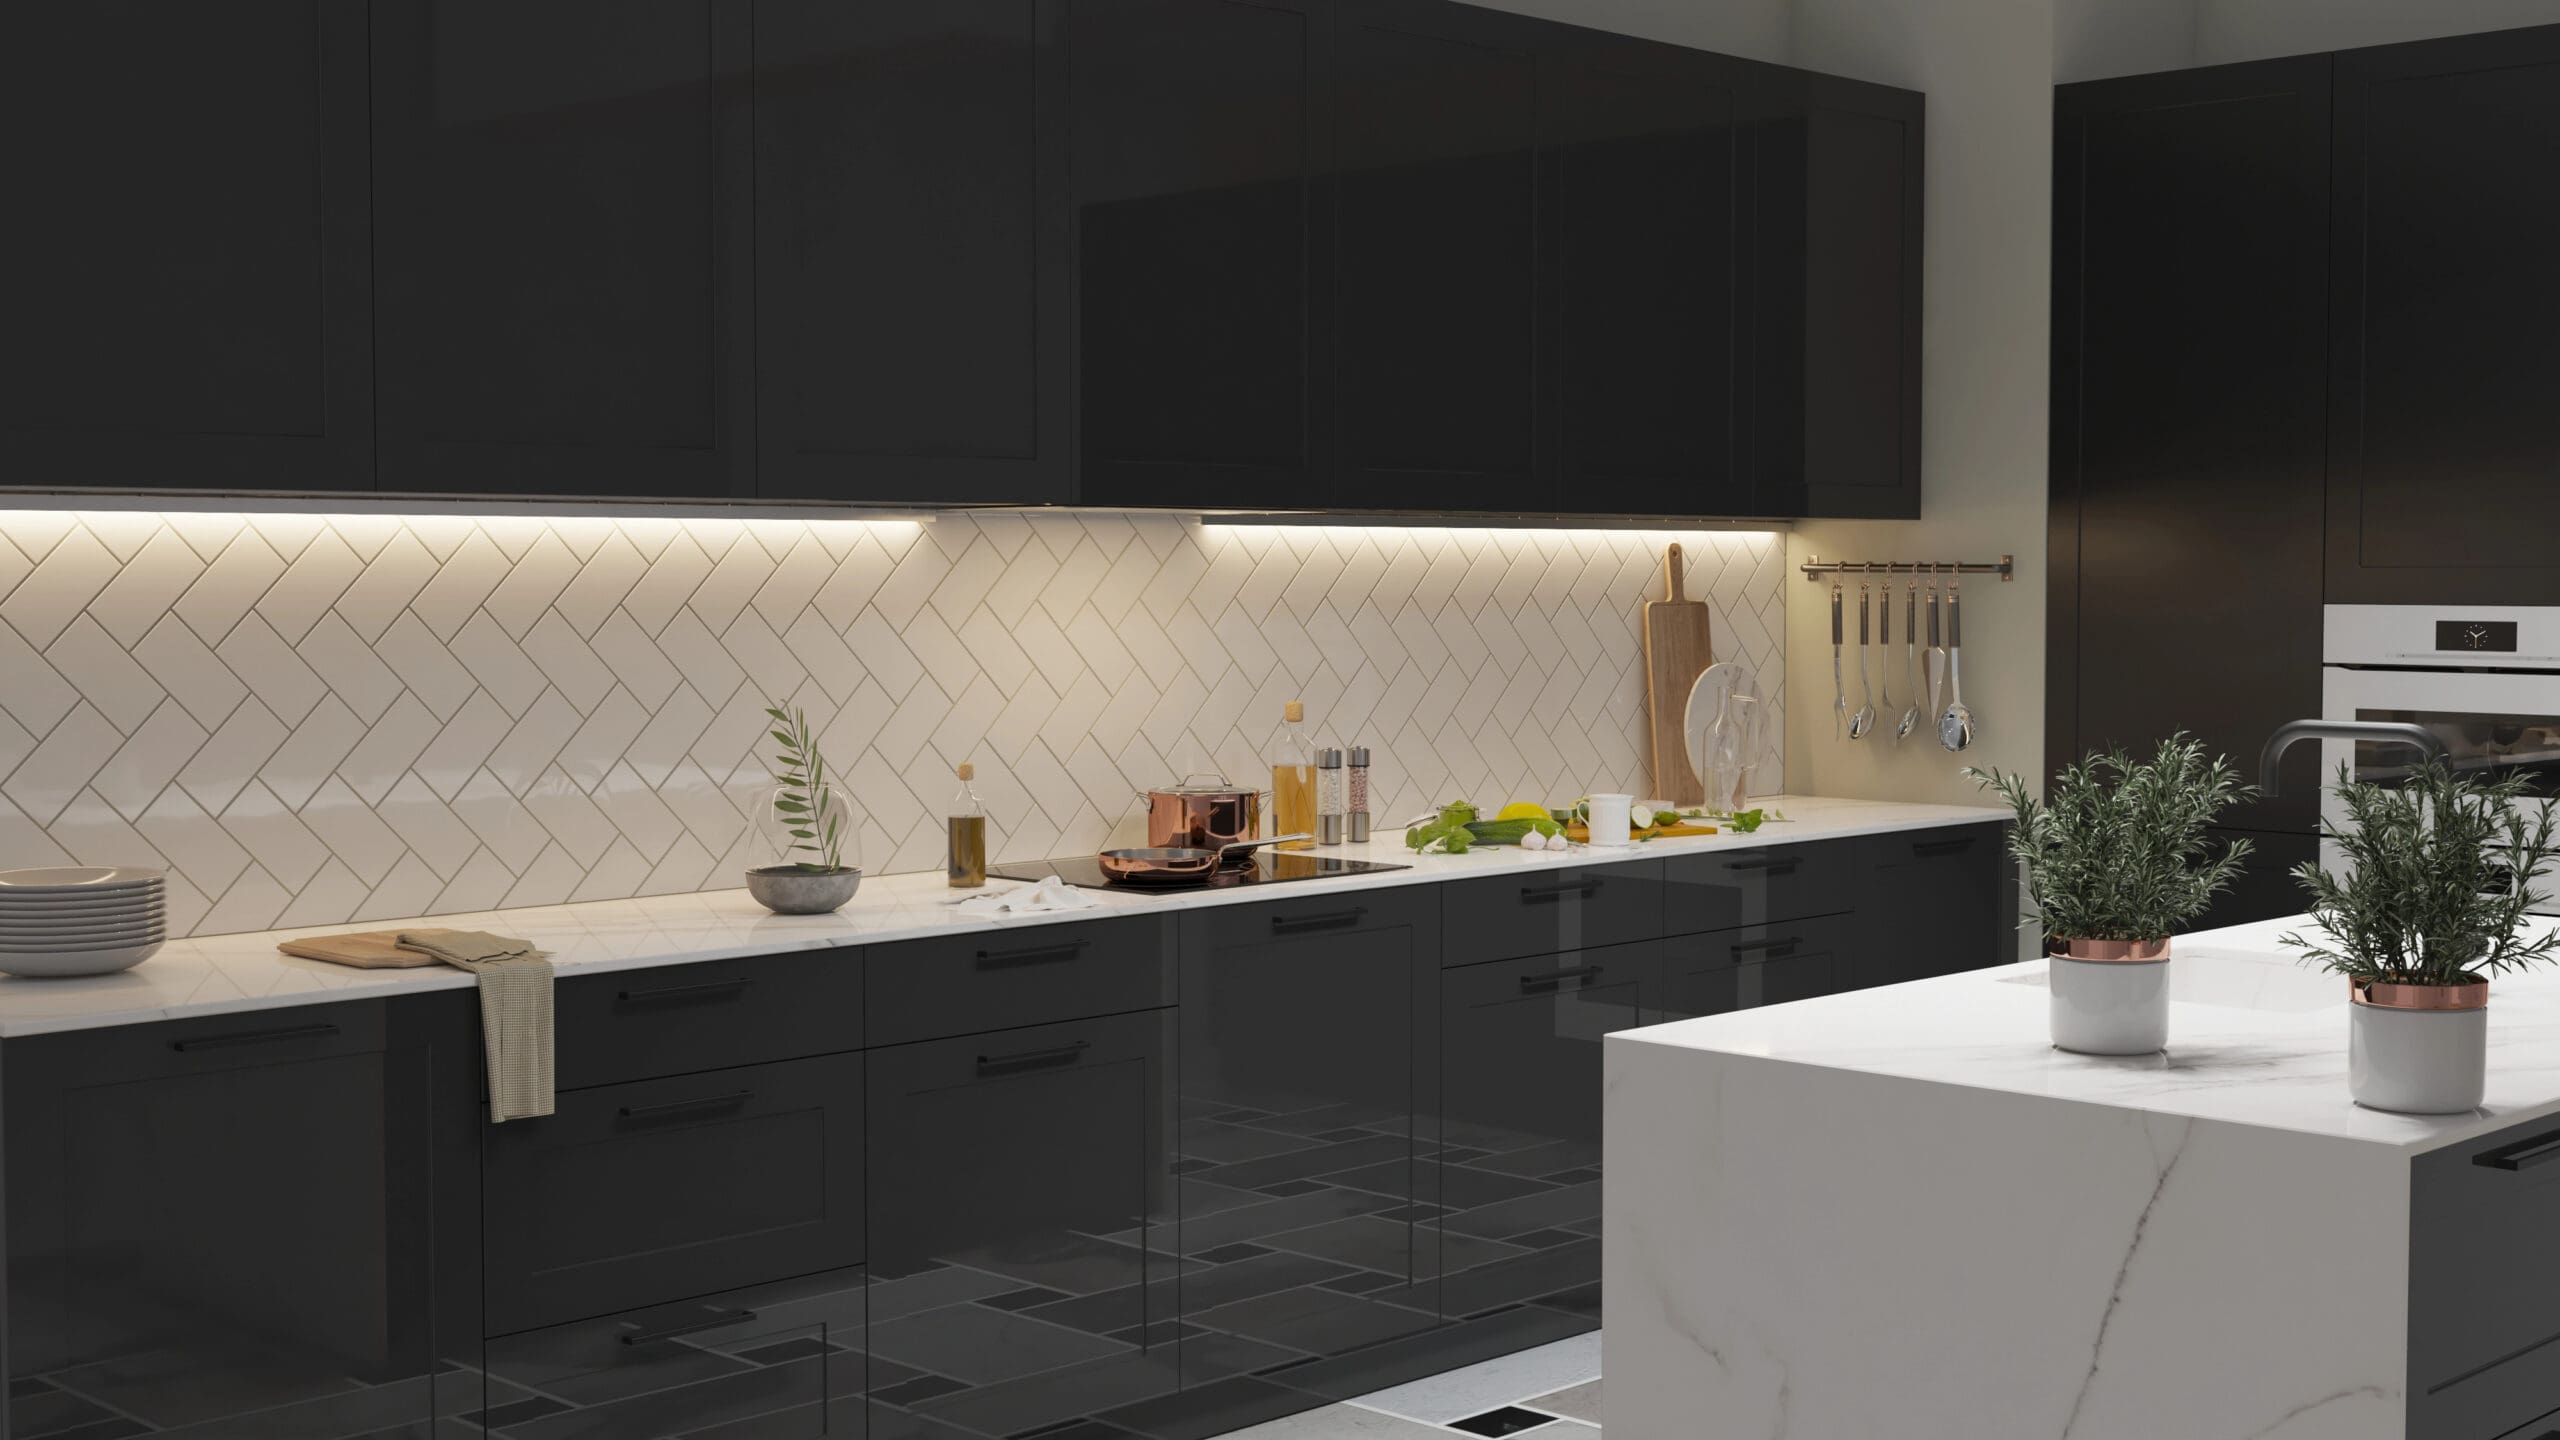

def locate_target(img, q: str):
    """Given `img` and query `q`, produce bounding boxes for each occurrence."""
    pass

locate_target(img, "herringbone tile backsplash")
[0,509,1785,937]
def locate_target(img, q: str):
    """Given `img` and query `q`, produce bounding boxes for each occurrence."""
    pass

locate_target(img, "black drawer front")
[555,950,863,1090]
[1655,913,1858,1020]
[1663,839,1857,935]
[2412,1115,2560,1440]
[1192,882,1441,954]
[481,1266,864,1439]
[866,914,1176,1047]
[483,1053,863,1336]
[26,1001,388,1082]
[1439,858,1665,965]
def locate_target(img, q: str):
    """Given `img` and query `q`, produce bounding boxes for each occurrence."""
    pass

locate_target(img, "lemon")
[1494,801,1550,823]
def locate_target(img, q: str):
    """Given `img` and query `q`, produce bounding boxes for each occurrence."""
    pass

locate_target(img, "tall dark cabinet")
[753,0,1070,505]
[2049,55,2332,924]
[0,1,375,492]
[370,0,754,499]
[1070,0,1322,509]
[2328,26,2560,605]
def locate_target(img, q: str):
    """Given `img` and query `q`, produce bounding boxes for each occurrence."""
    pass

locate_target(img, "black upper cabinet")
[370,0,753,500]
[1548,36,1745,518]
[754,0,1069,506]
[1071,0,1321,507]
[1743,66,1923,519]
[2329,26,2560,604]
[0,1,374,491]
[1326,0,1542,512]
[2048,56,2331,833]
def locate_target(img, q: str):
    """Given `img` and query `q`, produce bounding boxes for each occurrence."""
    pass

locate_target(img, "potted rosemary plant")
[2284,761,2560,1114]
[1970,735,2254,1054]
[746,703,862,914]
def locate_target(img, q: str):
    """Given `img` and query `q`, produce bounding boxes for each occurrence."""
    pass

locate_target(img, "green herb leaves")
[1970,734,2254,944]
[765,702,848,875]
[2282,760,2560,986]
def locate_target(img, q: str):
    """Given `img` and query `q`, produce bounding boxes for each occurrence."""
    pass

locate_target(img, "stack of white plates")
[0,867,167,977]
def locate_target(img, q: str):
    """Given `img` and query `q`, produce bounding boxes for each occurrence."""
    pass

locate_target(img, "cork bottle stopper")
[1283,701,1304,723]
[956,762,974,781]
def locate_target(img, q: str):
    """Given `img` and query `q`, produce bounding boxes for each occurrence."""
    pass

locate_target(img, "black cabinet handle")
[1520,964,1605,993]
[621,1308,758,1347]
[1272,907,1367,935]
[1723,854,1800,873]
[171,1022,341,1053]
[1911,836,1978,857]
[978,1040,1091,1076]
[977,938,1090,969]
[618,1091,754,1123]
[1731,935,1802,956]
[2472,1127,2560,1172]
[1520,878,1602,902]
[617,977,753,1005]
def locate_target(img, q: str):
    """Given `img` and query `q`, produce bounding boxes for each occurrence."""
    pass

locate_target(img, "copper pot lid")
[1151,772,1258,797]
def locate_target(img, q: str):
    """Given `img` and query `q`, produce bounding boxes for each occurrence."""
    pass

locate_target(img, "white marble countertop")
[1617,913,2560,1154]
[0,794,2002,1039]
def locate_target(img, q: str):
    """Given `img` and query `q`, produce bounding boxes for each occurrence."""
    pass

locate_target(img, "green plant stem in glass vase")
[2282,759,2560,986]
[1968,734,2256,943]
[765,703,849,874]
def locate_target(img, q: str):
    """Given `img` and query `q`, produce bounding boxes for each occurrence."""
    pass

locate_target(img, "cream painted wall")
[2196,0,2560,61]
[1780,0,2055,809]
[1463,0,1794,61]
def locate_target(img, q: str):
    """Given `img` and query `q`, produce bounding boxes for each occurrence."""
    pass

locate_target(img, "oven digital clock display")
[2435,620,2518,653]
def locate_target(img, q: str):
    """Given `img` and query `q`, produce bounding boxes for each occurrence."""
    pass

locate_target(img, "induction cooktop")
[986,851,1410,893]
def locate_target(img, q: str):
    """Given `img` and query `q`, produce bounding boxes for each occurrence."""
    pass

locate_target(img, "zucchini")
[1464,817,1563,846]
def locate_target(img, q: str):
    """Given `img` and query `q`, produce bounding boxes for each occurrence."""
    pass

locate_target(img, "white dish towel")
[954,876,1103,916]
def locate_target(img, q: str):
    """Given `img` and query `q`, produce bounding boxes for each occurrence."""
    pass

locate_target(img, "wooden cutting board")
[1642,543,1714,805]
[278,929,451,969]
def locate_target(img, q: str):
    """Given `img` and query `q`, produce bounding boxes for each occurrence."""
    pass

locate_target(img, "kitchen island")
[1603,916,2560,1440]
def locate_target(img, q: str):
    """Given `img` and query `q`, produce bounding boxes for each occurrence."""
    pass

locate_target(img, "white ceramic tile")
[446,610,549,718]
[218,780,331,890]
[254,528,365,644]
[6,702,126,825]
[296,612,406,724]
[86,526,205,648]
[261,695,369,810]
[336,701,445,808]
[172,529,287,647]
[177,698,291,816]
[1,526,121,649]
[213,613,328,725]
[43,615,167,735]
[517,610,618,714]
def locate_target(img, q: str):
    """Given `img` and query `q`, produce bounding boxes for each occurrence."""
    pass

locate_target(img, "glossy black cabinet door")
[863,1011,1179,1440]
[1658,912,1855,1019]
[371,0,752,499]
[1548,34,1745,517]
[1072,0,1320,507]
[1327,0,1542,512]
[1744,66,1923,519]
[2049,57,2331,834]
[4,1001,476,1435]
[1853,824,2010,986]
[1426,945,1658,1330]
[0,1,373,491]
[2329,25,2560,604]
[755,0,1069,506]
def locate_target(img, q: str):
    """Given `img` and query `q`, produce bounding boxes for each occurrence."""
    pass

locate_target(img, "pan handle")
[1218,833,1313,856]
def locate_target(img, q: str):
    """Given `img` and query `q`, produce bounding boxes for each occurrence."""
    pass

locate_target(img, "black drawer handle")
[1731,935,1802,956]
[1911,836,1977,857]
[1520,963,1605,993]
[1272,907,1367,935]
[619,1091,754,1123]
[978,1040,1091,1076]
[1520,878,1602,902]
[977,939,1090,969]
[621,1307,758,1347]
[171,1022,342,1053]
[2473,1127,2560,1172]
[617,977,753,1006]
[1724,854,1800,873]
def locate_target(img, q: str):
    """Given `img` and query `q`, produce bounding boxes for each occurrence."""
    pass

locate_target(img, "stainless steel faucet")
[2258,720,2449,796]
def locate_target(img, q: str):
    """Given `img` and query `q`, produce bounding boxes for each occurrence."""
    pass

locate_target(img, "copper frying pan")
[1097,834,1312,885]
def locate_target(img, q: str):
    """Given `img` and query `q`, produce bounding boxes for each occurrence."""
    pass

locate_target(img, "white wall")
[2196,0,2560,62]
[1780,0,2056,810]
[1467,0,1793,61]
[2054,0,2197,81]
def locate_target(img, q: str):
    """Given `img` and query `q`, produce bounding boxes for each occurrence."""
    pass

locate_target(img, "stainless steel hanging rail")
[1797,556,2014,582]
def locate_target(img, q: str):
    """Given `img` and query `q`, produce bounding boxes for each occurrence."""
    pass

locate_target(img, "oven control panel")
[2329,605,2560,667]
[2436,620,2519,654]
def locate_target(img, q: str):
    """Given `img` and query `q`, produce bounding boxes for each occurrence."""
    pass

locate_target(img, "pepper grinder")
[1347,745,1371,843]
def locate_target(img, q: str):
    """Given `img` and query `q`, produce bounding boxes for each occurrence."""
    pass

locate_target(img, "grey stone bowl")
[744,866,863,915]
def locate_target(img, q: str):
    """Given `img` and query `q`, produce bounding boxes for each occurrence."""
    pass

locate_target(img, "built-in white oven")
[2322,605,2560,908]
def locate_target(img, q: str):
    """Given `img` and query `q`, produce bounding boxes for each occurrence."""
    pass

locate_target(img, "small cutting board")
[1643,543,1714,805]
[278,928,453,970]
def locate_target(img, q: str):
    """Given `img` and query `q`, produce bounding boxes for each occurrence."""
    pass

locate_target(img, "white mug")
[1584,793,1634,846]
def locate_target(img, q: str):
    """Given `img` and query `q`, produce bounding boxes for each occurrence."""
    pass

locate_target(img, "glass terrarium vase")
[756,781,859,875]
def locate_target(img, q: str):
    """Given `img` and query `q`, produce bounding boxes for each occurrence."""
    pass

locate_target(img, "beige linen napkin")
[397,929,554,1123]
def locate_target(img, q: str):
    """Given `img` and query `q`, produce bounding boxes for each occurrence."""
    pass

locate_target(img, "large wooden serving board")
[1642,543,1713,805]
[278,929,451,969]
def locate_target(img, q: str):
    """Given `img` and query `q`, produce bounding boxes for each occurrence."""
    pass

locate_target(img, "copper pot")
[1143,775,1267,852]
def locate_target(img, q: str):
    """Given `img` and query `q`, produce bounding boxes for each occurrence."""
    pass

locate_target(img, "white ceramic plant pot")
[2048,938,2171,1055]
[2348,978,2488,1114]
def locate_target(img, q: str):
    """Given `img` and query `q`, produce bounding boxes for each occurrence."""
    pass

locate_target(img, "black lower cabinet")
[1425,944,1663,1330]
[863,1010,1180,1440]
[1658,913,1854,1020]
[2411,1114,2560,1439]
[1854,822,2013,986]
[4,998,480,1438]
